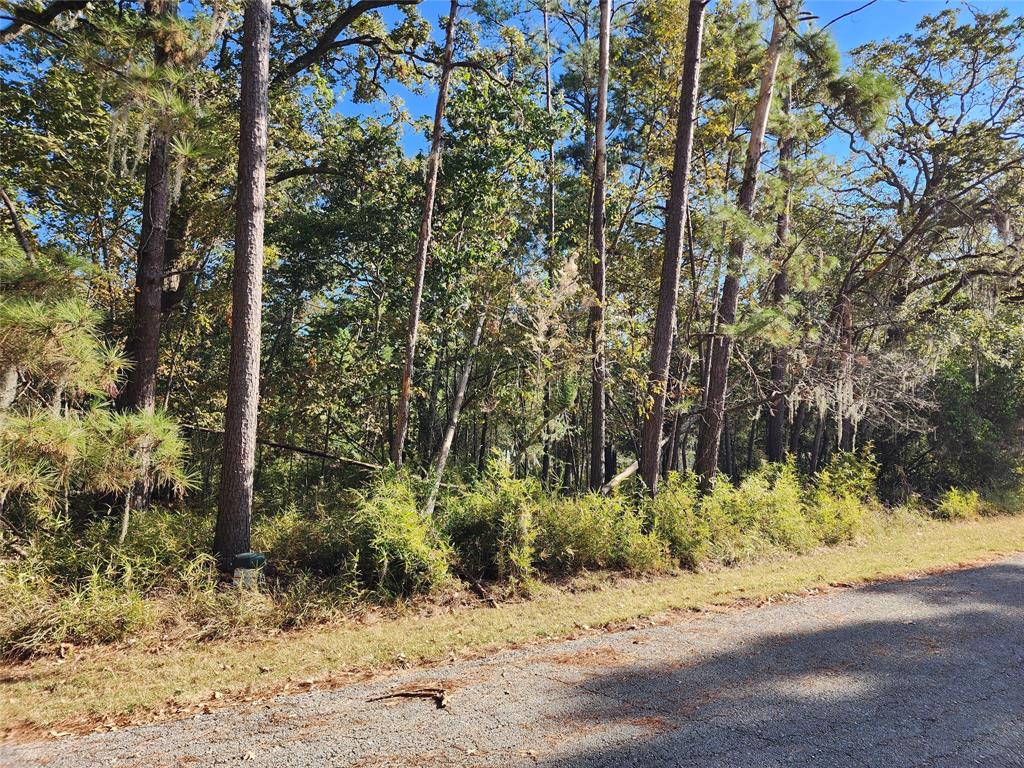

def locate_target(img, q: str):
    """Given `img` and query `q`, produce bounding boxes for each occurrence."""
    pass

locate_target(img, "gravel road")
[4,555,1024,768]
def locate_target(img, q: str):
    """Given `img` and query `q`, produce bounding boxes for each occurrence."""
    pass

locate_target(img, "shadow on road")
[543,563,1024,767]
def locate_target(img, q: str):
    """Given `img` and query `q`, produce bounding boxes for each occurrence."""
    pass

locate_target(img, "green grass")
[4,514,1024,737]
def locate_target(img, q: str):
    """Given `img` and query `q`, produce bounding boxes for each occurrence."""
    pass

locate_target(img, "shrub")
[439,486,502,576]
[253,505,353,574]
[440,461,538,586]
[984,484,1024,515]
[933,487,990,520]
[695,464,820,564]
[806,491,869,545]
[714,464,816,555]
[651,472,711,568]
[743,463,816,551]
[816,449,880,502]
[698,479,761,565]
[535,494,621,572]
[350,476,449,596]
[0,560,152,659]
[613,506,671,573]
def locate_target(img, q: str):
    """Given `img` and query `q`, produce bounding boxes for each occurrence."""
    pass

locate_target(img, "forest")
[2,0,1024,659]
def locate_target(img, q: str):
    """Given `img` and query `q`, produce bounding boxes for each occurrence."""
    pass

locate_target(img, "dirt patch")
[537,645,635,668]
[623,715,674,734]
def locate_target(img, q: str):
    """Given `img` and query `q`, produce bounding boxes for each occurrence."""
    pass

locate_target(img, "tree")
[0,236,190,534]
[638,0,707,496]
[118,0,180,415]
[423,308,485,516]
[0,0,89,45]
[391,0,459,468]
[693,4,789,488]
[214,0,272,569]
[587,0,609,490]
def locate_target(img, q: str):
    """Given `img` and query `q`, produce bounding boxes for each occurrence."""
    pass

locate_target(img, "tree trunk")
[639,0,707,495]
[0,366,17,410]
[390,0,459,468]
[541,0,556,488]
[810,412,826,473]
[418,341,445,464]
[423,311,486,517]
[119,0,178,415]
[160,199,194,314]
[838,293,855,451]
[766,92,794,463]
[477,409,490,473]
[587,0,610,491]
[0,184,31,410]
[214,0,271,570]
[694,8,788,490]
[746,410,758,471]
[722,413,734,479]
[789,398,807,460]
[0,184,34,260]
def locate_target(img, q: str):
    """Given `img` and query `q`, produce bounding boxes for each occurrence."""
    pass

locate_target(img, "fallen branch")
[180,424,381,471]
[367,687,448,709]
[453,564,499,607]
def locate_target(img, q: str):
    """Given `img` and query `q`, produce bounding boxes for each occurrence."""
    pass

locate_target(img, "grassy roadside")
[4,514,1024,738]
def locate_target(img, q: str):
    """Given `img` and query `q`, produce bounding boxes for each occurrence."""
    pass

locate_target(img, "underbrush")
[1,453,1016,660]
[932,487,996,520]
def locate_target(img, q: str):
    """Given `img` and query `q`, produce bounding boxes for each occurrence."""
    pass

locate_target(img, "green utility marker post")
[232,551,267,588]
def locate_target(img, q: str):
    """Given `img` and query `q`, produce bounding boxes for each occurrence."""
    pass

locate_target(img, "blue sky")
[340,0,1024,153]
[806,0,1022,49]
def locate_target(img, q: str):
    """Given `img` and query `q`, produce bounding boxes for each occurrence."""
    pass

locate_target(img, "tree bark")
[789,398,807,459]
[541,0,556,487]
[766,90,794,463]
[214,0,271,570]
[694,8,788,489]
[391,0,459,468]
[0,185,34,260]
[119,0,179,415]
[587,0,610,490]
[810,413,826,473]
[838,293,855,451]
[477,409,490,473]
[0,183,32,410]
[639,0,707,495]
[423,311,486,517]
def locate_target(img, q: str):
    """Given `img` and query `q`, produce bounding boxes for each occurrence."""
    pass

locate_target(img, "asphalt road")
[4,555,1024,768]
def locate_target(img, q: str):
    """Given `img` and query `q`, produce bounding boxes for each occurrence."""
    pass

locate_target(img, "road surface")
[4,555,1024,767]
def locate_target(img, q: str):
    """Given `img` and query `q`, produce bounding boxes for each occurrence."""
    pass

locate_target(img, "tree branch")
[273,0,420,84]
[0,0,88,45]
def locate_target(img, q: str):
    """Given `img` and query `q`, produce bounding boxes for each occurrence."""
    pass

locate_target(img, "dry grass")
[3,514,1024,738]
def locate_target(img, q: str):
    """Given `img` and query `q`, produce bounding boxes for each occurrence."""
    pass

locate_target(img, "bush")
[698,464,817,563]
[806,491,870,545]
[440,461,538,586]
[650,472,710,568]
[253,505,353,574]
[613,506,671,573]
[0,451,966,658]
[350,476,449,596]
[535,494,620,572]
[736,463,816,552]
[0,560,153,659]
[984,484,1024,515]
[933,487,990,520]
[533,493,669,574]
[817,449,880,502]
